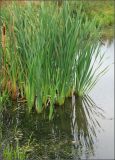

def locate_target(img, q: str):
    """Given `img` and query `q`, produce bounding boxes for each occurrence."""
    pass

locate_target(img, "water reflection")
[71,95,105,158]
[0,95,104,159]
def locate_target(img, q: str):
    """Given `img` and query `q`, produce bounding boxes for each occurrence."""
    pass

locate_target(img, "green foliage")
[3,144,27,160]
[0,1,108,118]
[1,128,34,160]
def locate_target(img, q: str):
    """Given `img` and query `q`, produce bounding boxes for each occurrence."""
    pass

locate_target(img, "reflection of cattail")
[2,23,6,49]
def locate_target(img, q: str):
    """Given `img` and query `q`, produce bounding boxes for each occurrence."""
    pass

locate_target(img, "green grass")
[0,1,108,119]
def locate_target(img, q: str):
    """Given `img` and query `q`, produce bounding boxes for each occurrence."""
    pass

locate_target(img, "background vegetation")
[70,0,114,39]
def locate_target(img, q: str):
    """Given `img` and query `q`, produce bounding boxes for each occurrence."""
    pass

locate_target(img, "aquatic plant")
[0,1,108,118]
[0,126,34,160]
[2,143,27,160]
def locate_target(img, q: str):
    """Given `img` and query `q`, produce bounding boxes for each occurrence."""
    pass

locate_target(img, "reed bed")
[0,2,107,119]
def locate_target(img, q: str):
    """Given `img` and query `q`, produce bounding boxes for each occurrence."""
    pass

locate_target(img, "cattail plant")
[0,1,108,119]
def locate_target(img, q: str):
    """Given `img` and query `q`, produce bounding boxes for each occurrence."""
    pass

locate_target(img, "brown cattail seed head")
[3,24,6,35]
[2,23,6,49]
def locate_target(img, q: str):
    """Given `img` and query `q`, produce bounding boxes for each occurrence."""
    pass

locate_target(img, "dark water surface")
[0,40,114,160]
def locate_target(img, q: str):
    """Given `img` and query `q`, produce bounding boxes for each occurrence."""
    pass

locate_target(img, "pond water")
[0,40,114,160]
[89,39,114,159]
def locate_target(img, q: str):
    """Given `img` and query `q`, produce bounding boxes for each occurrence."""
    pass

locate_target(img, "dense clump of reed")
[0,2,107,119]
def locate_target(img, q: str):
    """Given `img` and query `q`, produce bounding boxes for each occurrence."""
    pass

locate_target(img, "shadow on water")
[0,94,104,160]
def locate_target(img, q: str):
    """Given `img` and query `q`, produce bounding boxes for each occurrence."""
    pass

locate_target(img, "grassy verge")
[69,0,114,39]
